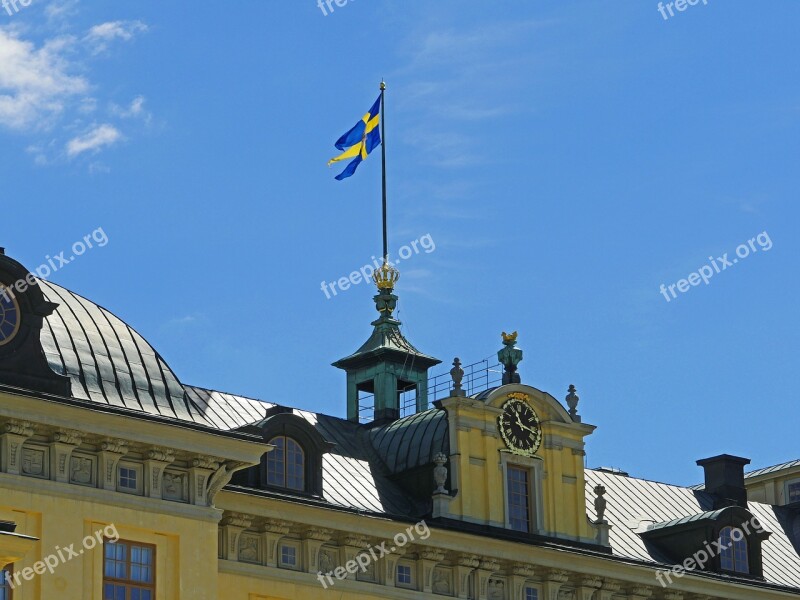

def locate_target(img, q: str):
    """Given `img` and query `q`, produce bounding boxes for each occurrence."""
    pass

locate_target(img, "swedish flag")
[328,95,382,181]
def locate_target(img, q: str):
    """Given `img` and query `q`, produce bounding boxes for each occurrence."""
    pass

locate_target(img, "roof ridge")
[586,467,707,491]
[745,458,800,477]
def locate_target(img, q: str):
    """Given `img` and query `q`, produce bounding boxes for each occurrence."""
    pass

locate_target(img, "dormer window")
[720,527,749,573]
[642,505,771,579]
[266,436,304,491]
[230,408,333,498]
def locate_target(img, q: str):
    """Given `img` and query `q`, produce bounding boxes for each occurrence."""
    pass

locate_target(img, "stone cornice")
[51,429,82,445]
[100,438,129,454]
[2,420,34,437]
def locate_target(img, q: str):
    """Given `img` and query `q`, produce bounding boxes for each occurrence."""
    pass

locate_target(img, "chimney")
[696,454,751,509]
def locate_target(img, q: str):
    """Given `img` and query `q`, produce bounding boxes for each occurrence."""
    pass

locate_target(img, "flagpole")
[380,80,388,263]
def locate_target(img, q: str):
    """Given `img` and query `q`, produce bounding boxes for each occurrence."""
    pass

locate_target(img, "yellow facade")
[746,462,800,507]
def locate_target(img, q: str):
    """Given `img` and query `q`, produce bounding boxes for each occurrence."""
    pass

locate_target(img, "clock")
[498,396,542,456]
[0,286,20,347]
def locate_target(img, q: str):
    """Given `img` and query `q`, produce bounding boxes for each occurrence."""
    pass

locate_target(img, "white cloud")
[84,20,148,54]
[394,20,549,170]
[0,9,152,164]
[111,95,151,123]
[88,161,110,174]
[45,0,80,26]
[66,123,122,157]
[0,29,88,130]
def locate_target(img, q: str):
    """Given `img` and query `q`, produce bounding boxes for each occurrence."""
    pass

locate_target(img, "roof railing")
[358,357,503,423]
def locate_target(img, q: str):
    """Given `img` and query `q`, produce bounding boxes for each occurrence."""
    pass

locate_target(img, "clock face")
[498,398,542,456]
[0,287,20,347]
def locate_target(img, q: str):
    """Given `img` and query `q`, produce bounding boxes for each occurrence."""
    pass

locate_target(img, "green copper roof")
[333,324,440,369]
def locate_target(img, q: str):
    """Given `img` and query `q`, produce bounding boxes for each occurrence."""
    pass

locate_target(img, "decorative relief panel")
[432,567,453,595]
[239,534,261,564]
[22,446,47,478]
[70,453,96,485]
[162,471,188,502]
[356,552,378,583]
[318,547,337,574]
[488,578,506,600]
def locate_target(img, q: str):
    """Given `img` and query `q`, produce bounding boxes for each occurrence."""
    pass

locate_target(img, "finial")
[498,331,523,385]
[501,331,517,345]
[433,452,448,495]
[594,485,608,522]
[566,384,581,422]
[372,260,399,291]
[380,80,386,91]
[450,358,465,396]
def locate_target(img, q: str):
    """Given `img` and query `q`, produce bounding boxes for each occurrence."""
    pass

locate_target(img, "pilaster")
[97,438,128,491]
[0,420,34,474]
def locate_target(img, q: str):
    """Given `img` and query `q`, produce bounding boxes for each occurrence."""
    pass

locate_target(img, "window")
[279,543,297,569]
[719,527,749,573]
[266,436,304,491]
[103,540,155,600]
[396,564,412,586]
[525,587,539,600]
[789,481,800,503]
[118,464,142,495]
[1,568,12,600]
[0,286,20,347]
[119,467,137,490]
[507,465,532,532]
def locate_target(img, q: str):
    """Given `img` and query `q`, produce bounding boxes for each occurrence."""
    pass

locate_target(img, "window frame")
[507,465,532,532]
[103,539,157,600]
[500,453,544,534]
[266,436,305,492]
[524,585,540,600]
[116,462,143,495]
[719,526,749,574]
[1,566,12,600]
[786,478,800,504]
[396,561,414,588]
[277,541,301,571]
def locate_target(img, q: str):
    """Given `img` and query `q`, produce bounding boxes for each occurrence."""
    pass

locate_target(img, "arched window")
[266,436,305,491]
[719,526,749,573]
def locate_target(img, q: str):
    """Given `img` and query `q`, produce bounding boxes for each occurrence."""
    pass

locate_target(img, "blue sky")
[2,0,798,486]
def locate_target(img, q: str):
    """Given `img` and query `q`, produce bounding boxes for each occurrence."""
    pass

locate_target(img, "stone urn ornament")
[433,452,448,494]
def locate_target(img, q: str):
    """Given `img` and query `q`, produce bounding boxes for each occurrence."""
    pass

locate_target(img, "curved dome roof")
[39,279,204,424]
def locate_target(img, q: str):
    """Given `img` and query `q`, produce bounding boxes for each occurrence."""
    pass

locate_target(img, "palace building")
[0,248,798,600]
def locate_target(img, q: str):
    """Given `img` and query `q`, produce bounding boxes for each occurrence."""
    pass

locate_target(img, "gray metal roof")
[39,280,201,423]
[746,459,800,479]
[586,469,800,588]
